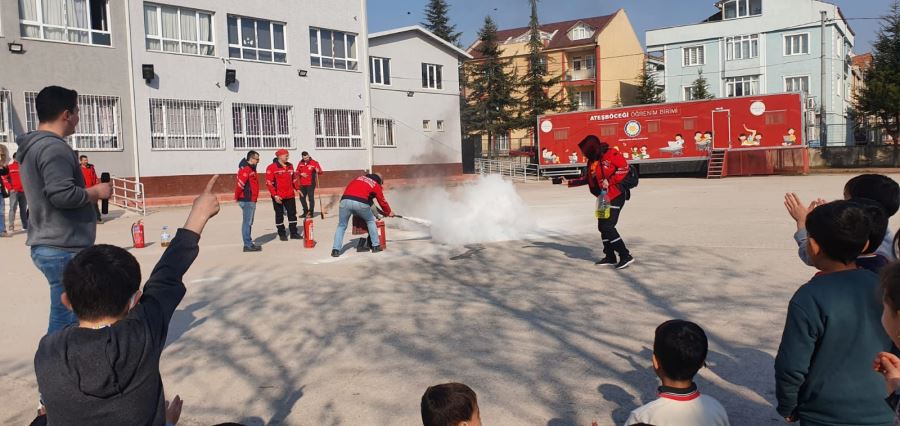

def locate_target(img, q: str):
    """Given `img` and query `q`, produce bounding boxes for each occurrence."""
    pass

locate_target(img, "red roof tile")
[852,53,873,68]
[467,12,617,59]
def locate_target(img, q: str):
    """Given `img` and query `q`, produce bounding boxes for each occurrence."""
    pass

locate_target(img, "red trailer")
[537,93,810,177]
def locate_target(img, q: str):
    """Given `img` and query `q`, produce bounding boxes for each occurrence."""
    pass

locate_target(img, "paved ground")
[2,173,898,426]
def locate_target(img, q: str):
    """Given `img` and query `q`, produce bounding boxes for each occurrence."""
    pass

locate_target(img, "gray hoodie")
[17,130,95,249]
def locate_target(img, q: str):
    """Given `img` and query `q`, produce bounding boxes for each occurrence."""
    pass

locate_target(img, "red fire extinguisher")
[376,219,386,249]
[304,218,316,248]
[131,220,145,249]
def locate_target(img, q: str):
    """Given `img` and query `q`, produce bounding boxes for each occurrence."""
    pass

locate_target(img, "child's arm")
[139,176,221,344]
[775,299,822,419]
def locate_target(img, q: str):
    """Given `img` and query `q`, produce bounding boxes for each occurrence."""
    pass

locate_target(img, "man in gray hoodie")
[17,86,111,334]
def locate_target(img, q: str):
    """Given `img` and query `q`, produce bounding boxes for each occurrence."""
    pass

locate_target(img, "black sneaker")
[243,245,262,252]
[278,232,288,241]
[371,246,383,253]
[331,249,341,257]
[616,255,635,270]
[595,256,617,266]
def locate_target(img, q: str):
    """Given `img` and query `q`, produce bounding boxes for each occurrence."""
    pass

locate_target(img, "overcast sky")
[368,0,891,53]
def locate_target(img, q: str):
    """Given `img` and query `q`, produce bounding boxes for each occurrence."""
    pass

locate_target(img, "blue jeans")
[0,195,5,233]
[238,201,257,247]
[333,199,380,251]
[31,246,80,334]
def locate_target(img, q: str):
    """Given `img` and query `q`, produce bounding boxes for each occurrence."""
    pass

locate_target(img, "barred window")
[0,91,11,144]
[232,103,293,149]
[149,99,221,150]
[314,108,362,149]
[373,118,394,147]
[25,92,121,150]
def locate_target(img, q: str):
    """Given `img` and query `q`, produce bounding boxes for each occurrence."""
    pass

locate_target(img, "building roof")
[370,25,472,59]
[852,52,873,68]
[466,12,618,59]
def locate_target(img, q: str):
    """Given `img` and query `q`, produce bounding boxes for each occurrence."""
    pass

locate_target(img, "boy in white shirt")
[626,320,730,426]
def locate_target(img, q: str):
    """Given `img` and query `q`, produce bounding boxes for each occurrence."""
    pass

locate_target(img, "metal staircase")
[707,149,727,179]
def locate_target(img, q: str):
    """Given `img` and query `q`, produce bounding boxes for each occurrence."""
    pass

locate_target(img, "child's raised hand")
[784,193,810,224]
[184,175,220,235]
[165,395,183,425]
[873,352,900,394]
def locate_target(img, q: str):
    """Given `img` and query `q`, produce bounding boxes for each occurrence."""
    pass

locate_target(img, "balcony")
[566,68,595,82]
[576,103,596,111]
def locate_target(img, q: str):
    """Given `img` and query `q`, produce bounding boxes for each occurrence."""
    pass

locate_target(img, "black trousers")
[272,197,298,233]
[299,185,315,216]
[11,191,28,229]
[598,195,629,257]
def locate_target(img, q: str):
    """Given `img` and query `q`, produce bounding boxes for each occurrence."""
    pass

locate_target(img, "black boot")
[595,241,617,266]
[277,227,288,241]
[356,237,370,252]
[289,223,302,240]
[610,239,634,269]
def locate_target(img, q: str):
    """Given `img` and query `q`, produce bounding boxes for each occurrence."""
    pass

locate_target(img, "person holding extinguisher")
[265,149,301,241]
[331,173,394,257]
[570,135,634,269]
[296,151,323,218]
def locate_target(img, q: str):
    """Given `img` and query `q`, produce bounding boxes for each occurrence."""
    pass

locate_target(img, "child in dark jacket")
[875,262,900,425]
[775,200,895,425]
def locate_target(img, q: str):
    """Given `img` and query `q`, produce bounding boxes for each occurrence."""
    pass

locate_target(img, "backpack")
[620,165,639,200]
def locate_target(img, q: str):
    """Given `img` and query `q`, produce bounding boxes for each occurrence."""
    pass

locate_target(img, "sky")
[368,0,892,53]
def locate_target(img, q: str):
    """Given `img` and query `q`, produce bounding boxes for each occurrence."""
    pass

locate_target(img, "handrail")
[110,177,146,216]
[475,158,540,182]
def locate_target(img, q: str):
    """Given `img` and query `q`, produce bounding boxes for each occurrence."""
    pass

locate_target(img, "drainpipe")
[360,0,374,173]
[820,10,827,147]
[123,0,142,184]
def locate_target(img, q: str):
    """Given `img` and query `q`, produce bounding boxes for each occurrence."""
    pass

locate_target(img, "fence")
[812,145,900,168]
[475,158,540,182]
[111,177,146,215]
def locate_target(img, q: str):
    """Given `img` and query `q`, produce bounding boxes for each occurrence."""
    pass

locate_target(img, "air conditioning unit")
[806,98,816,109]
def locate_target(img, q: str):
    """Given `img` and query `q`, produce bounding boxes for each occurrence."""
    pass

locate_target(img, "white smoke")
[392,175,535,245]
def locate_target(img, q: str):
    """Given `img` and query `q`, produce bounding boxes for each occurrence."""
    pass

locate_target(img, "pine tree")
[857,0,900,145]
[612,93,623,108]
[634,63,664,105]
[515,0,566,135]
[422,0,462,46]
[463,16,518,158]
[566,88,580,112]
[690,69,715,100]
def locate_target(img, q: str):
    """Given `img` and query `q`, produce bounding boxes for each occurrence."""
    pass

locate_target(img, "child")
[855,198,890,274]
[875,262,900,423]
[775,201,894,425]
[33,176,220,425]
[421,383,482,426]
[626,320,729,426]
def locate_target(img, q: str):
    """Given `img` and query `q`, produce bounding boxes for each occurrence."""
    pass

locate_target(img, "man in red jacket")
[79,155,102,223]
[332,173,394,257]
[265,149,300,241]
[235,150,261,252]
[4,153,28,231]
[296,151,323,218]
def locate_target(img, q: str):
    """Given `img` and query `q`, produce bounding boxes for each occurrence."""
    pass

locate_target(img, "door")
[712,109,732,149]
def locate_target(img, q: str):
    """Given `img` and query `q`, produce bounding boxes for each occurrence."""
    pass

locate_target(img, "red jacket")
[295,159,323,187]
[81,164,99,188]
[234,159,259,202]
[592,149,629,201]
[4,161,23,192]
[342,175,392,216]
[265,159,296,199]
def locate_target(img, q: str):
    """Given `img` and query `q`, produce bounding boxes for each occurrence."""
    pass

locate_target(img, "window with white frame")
[576,90,594,109]
[726,34,758,60]
[572,55,594,70]
[569,24,591,41]
[683,46,705,66]
[436,120,445,132]
[149,99,222,150]
[784,33,809,56]
[785,76,809,93]
[373,118,394,147]
[19,0,111,46]
[496,134,509,152]
[314,108,362,148]
[144,4,214,56]
[721,0,762,19]
[683,86,699,101]
[423,120,431,131]
[309,28,358,71]
[227,15,286,63]
[724,75,759,97]
[370,56,391,85]
[25,92,121,150]
[232,103,292,149]
[422,63,442,89]
[0,91,12,144]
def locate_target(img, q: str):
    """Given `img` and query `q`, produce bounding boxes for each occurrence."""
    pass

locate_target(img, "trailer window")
[683,118,696,130]
[601,124,617,137]
[765,111,786,125]
[554,128,569,140]
[647,120,660,133]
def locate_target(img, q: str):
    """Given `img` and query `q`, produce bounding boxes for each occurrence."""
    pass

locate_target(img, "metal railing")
[475,158,540,182]
[111,177,146,216]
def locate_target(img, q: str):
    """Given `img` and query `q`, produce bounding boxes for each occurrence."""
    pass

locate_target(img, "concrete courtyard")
[2,173,897,425]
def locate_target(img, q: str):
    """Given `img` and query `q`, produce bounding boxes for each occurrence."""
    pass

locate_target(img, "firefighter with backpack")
[569,135,638,269]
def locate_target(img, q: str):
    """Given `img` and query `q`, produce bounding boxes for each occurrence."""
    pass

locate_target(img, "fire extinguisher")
[304,218,316,248]
[376,219,386,250]
[131,220,145,249]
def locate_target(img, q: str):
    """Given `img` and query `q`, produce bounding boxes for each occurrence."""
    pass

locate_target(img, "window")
[25,92,121,150]
[726,34,758,60]
[647,120,660,133]
[19,0,111,46]
[601,124,617,137]
[422,63,443,89]
[576,90,594,109]
[423,120,431,131]
[725,75,759,97]
[232,104,292,149]
[784,34,809,56]
[722,0,762,19]
[370,56,391,85]
[314,108,362,148]
[764,111,786,125]
[569,25,591,40]
[309,28,358,71]
[683,118,696,130]
[572,55,595,70]
[373,118,394,147]
[0,91,12,144]
[785,76,809,93]
[436,120,445,132]
[496,134,509,152]
[683,86,699,101]
[227,15,286,63]
[683,46,705,66]
[144,4,214,56]
[553,128,569,140]
[149,99,222,150]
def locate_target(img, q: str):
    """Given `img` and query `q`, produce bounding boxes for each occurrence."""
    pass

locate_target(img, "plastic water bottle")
[160,226,171,247]
[595,190,611,219]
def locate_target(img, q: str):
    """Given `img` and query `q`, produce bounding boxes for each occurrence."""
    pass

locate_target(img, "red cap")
[275,149,289,157]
